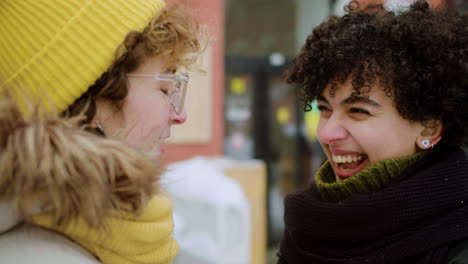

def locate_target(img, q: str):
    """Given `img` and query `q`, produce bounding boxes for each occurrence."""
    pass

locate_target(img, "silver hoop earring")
[422,139,430,148]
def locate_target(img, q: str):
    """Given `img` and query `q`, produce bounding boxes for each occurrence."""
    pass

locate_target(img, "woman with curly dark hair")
[278,1,468,263]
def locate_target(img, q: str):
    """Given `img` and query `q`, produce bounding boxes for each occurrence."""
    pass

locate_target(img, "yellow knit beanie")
[0,0,166,113]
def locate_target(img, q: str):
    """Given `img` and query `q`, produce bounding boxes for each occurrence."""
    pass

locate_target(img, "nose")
[318,116,348,145]
[171,108,187,125]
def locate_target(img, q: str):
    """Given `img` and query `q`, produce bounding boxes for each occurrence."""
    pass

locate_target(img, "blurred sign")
[230,77,247,95]
[167,44,213,144]
[304,100,320,140]
[276,106,290,125]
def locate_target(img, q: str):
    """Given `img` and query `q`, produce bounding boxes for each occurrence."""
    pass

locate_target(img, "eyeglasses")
[127,73,189,115]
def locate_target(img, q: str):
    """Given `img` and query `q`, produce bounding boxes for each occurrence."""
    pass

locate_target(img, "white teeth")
[332,154,365,164]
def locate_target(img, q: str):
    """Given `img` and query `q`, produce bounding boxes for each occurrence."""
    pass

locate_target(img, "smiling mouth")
[332,153,368,179]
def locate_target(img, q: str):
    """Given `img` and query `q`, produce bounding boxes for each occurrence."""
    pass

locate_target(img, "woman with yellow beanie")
[0,0,203,263]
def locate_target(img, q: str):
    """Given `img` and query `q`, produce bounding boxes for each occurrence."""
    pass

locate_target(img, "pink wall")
[163,0,224,164]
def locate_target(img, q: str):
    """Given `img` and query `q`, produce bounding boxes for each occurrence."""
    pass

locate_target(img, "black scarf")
[278,146,468,264]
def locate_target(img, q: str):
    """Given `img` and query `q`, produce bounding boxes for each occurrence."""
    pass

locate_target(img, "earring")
[96,122,105,136]
[422,139,430,148]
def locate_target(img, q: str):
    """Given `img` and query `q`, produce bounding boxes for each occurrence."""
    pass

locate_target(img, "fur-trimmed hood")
[0,201,19,233]
[0,97,162,231]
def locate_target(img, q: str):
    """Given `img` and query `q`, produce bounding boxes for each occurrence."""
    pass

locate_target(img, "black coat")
[447,238,468,263]
[278,146,468,264]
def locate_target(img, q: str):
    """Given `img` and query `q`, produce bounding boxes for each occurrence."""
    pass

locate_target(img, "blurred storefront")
[224,0,332,247]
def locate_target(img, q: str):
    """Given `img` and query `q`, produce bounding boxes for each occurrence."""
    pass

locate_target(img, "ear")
[416,120,444,150]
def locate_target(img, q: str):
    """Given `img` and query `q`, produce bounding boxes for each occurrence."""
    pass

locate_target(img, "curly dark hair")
[286,0,468,147]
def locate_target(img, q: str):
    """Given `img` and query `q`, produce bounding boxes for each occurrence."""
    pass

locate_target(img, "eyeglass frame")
[126,73,189,115]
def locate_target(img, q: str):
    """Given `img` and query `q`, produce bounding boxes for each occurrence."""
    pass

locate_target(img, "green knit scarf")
[315,151,430,202]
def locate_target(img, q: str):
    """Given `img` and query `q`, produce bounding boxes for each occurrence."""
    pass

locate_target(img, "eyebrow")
[316,95,329,104]
[316,95,381,107]
[342,95,381,107]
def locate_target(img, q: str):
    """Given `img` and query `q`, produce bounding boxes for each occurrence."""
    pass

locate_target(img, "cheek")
[359,120,418,164]
[123,92,172,148]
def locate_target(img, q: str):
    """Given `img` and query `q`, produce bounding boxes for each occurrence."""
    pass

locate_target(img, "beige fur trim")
[0,97,161,228]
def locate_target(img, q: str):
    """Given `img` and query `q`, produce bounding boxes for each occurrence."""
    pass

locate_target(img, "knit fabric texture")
[278,146,468,263]
[0,0,165,113]
[315,151,429,202]
[32,194,178,264]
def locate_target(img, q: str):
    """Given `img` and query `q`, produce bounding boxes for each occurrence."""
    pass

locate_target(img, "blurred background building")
[164,0,467,263]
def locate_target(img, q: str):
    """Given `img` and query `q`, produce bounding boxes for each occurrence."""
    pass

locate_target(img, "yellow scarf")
[31,194,178,264]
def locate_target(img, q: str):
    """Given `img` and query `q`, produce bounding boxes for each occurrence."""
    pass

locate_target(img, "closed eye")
[318,105,331,112]
[349,107,370,115]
